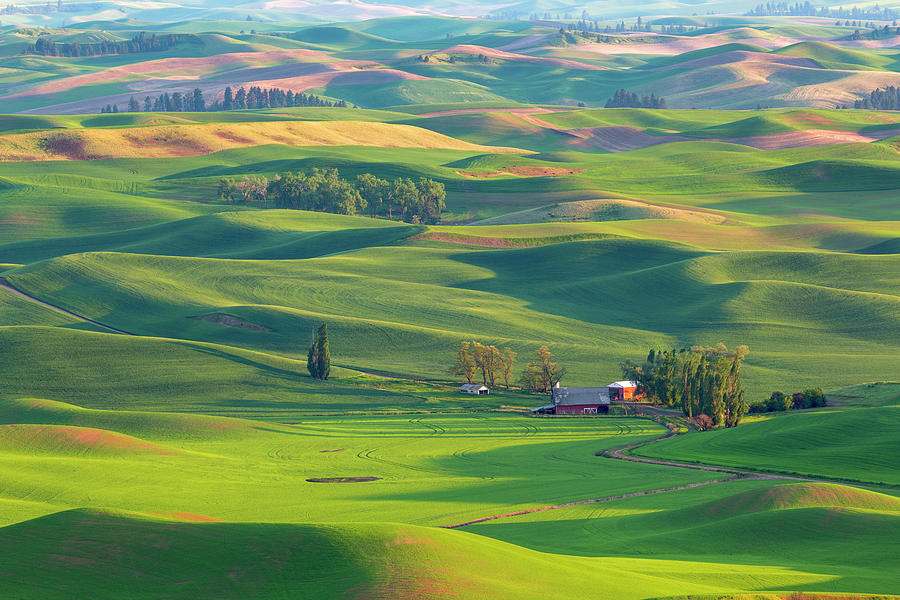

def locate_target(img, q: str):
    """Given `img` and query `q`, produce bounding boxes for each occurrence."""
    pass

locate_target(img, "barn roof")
[460,383,489,391]
[551,386,611,406]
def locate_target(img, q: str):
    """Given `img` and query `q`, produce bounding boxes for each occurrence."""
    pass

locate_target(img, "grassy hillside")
[1,227,895,397]
[463,479,900,596]
[0,15,897,594]
[4,508,856,600]
[0,397,716,525]
[10,15,900,113]
[633,404,900,485]
[0,327,510,417]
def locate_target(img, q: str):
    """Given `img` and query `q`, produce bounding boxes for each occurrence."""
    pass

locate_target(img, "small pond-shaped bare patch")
[189,313,272,332]
[306,477,380,483]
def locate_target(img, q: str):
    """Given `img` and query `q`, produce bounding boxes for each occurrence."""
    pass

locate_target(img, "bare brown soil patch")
[153,511,224,522]
[412,232,525,247]
[415,107,565,118]
[520,113,900,152]
[571,126,688,152]
[0,424,179,455]
[457,166,585,178]
[411,231,613,248]
[190,313,272,332]
[648,50,820,72]
[719,128,900,149]
[777,595,900,600]
[5,49,336,99]
[306,477,380,483]
[246,67,426,94]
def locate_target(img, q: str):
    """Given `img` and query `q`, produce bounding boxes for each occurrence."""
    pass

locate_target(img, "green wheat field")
[0,4,898,598]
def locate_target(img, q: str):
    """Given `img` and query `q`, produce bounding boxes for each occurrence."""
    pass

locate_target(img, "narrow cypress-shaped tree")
[307,327,317,379]
[315,323,330,381]
[307,323,330,380]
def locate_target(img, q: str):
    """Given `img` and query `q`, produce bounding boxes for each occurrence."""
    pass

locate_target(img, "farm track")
[446,415,896,529]
[0,278,132,335]
[606,423,900,490]
[443,475,751,528]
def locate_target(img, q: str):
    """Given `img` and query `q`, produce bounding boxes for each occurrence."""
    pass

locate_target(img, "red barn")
[531,385,611,415]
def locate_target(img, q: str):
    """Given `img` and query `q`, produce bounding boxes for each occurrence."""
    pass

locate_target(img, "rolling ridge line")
[0,277,132,335]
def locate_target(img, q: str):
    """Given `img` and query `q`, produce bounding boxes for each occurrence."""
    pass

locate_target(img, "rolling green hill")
[4,508,852,600]
[463,479,900,595]
[0,11,898,596]
[633,404,900,485]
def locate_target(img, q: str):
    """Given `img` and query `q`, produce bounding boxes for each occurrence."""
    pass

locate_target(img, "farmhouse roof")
[551,386,611,406]
[609,381,640,388]
[460,383,489,392]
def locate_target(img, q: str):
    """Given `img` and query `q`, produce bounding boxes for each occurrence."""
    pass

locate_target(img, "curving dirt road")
[442,474,754,529]
[444,414,894,529]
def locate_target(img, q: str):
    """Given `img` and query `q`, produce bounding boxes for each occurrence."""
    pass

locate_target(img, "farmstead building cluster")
[531,381,642,415]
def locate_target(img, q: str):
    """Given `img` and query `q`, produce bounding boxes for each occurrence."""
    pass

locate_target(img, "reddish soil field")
[247,67,427,94]
[646,50,820,72]
[0,424,179,455]
[153,511,224,522]
[415,107,565,118]
[457,166,586,178]
[306,477,380,483]
[5,49,337,99]
[410,232,573,248]
[721,128,900,149]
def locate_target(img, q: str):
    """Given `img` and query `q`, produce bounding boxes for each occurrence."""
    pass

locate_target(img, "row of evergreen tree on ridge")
[747,1,899,19]
[24,32,189,57]
[99,86,348,114]
[605,89,667,109]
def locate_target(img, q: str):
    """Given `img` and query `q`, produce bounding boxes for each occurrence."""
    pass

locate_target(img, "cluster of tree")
[841,20,897,28]
[853,85,900,109]
[748,388,826,413]
[605,89,667,109]
[452,342,518,388]
[451,343,566,393]
[25,32,188,57]
[846,25,899,40]
[102,86,346,114]
[416,53,496,65]
[659,24,704,34]
[558,18,709,36]
[218,169,446,223]
[620,344,749,428]
[307,323,330,380]
[747,2,898,19]
[519,346,566,392]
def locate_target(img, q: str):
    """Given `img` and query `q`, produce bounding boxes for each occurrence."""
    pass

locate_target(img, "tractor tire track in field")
[442,475,750,529]
[0,278,132,335]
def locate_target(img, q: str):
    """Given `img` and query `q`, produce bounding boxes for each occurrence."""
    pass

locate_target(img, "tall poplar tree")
[307,323,330,380]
